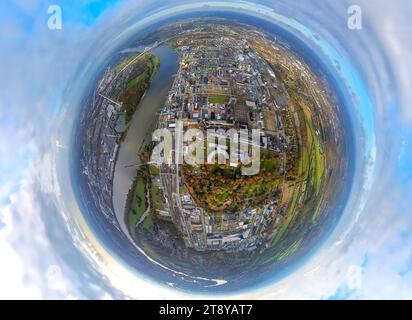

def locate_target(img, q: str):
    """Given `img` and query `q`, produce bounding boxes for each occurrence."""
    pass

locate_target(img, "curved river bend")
[112,45,179,236]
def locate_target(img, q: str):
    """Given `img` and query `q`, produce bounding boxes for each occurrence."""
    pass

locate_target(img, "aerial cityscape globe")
[73,10,353,293]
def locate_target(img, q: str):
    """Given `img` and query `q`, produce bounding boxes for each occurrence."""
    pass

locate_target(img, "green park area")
[127,165,163,239]
[116,52,160,123]
[269,102,326,258]
[208,95,229,104]
[127,176,146,240]
[182,151,281,213]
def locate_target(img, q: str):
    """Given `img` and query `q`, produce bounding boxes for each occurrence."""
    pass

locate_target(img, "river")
[112,45,178,236]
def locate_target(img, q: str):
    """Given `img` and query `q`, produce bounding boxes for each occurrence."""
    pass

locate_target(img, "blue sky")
[57,0,122,26]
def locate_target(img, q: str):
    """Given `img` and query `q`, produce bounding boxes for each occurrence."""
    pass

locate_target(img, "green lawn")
[272,185,300,245]
[141,214,154,232]
[127,71,148,91]
[114,53,142,73]
[302,109,325,197]
[274,239,303,261]
[208,95,229,104]
[179,185,186,195]
[128,177,146,240]
[262,158,279,171]
[150,56,160,80]
[271,106,327,245]
[311,199,323,223]
[116,53,160,123]
[149,164,160,177]
[150,183,165,212]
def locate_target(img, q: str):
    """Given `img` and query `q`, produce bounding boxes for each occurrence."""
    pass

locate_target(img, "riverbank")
[112,45,179,237]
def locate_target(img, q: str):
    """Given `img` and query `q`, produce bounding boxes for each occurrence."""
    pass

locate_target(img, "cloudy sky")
[1,0,412,299]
